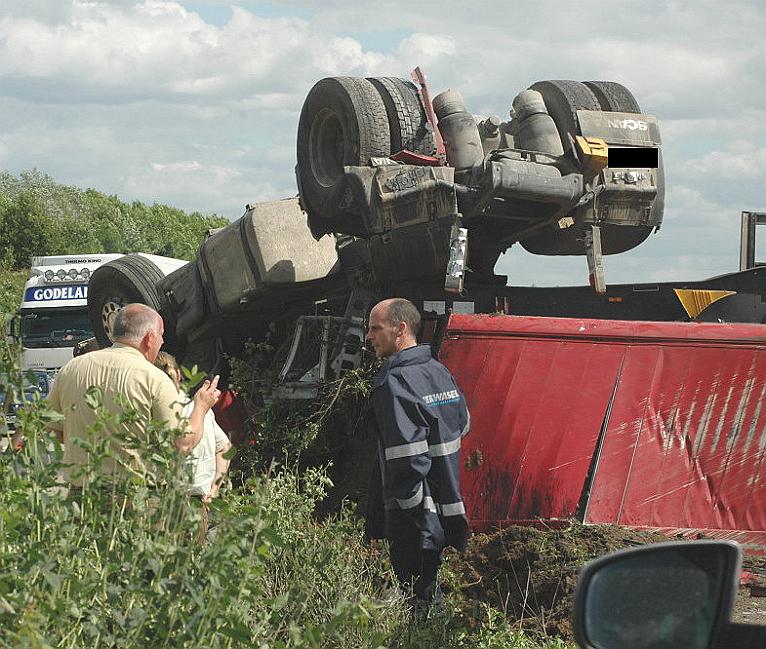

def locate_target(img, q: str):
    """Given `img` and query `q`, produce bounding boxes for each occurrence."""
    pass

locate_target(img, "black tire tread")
[335,76,390,165]
[528,80,601,151]
[368,76,435,155]
[582,81,641,113]
[296,76,390,234]
[110,256,163,311]
[88,255,163,347]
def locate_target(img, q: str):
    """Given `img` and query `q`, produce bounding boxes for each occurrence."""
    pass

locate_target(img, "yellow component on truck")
[575,136,609,173]
[673,289,736,319]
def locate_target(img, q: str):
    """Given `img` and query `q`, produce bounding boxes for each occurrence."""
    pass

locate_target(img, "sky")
[1,0,764,287]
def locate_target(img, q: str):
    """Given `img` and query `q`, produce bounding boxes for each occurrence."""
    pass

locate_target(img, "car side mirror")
[572,541,740,649]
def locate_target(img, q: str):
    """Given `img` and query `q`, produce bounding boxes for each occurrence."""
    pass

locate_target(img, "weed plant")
[0,382,395,646]
[228,338,375,475]
[0,332,575,648]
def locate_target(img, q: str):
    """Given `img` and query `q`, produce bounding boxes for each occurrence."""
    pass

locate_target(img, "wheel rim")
[101,298,125,341]
[309,108,345,188]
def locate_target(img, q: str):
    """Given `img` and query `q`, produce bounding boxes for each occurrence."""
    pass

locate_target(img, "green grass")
[0,335,577,648]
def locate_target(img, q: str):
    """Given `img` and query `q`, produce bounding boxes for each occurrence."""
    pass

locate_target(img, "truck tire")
[367,77,436,156]
[583,79,664,229]
[296,77,390,236]
[582,81,642,113]
[527,80,601,152]
[88,255,164,347]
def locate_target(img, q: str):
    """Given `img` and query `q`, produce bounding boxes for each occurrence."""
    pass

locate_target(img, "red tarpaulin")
[440,314,766,550]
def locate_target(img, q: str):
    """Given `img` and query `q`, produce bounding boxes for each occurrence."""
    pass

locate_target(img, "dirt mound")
[447,523,674,640]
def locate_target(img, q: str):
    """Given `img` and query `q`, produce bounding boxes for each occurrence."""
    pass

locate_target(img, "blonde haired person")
[154,352,232,504]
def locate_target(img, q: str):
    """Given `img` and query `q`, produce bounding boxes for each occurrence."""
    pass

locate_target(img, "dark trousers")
[386,509,443,602]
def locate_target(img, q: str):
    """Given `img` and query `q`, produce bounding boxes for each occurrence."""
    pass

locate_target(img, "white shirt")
[181,394,230,496]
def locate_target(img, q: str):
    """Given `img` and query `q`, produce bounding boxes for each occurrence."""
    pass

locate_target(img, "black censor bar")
[608,147,659,168]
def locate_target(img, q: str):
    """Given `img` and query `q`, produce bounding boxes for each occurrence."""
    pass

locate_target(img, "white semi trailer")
[9,254,186,388]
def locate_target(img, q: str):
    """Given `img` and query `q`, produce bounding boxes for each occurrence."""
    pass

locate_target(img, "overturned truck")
[87,74,766,549]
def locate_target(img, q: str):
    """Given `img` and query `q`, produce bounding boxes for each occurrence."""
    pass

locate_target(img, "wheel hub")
[101,298,125,341]
[309,108,344,188]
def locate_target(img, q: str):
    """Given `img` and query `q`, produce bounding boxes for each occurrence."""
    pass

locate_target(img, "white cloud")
[127,158,252,214]
[151,160,202,172]
[662,110,766,142]
[0,1,398,104]
[396,33,456,66]
[677,145,766,181]
[0,0,763,294]
[311,37,393,75]
[150,159,242,184]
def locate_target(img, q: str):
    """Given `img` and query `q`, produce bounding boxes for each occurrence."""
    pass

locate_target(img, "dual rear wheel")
[520,79,663,255]
[296,76,435,237]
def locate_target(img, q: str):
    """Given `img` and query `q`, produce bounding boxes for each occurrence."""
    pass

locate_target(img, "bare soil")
[444,523,766,641]
[444,523,670,639]
[734,589,766,626]
[734,556,766,626]
[321,425,766,640]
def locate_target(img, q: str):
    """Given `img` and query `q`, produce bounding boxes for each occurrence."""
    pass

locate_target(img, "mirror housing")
[572,541,740,649]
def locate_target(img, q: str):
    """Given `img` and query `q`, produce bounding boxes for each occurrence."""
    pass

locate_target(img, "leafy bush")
[0,169,229,322]
[0,270,26,318]
[228,338,375,476]
[0,333,575,648]
[0,392,397,646]
[0,169,228,269]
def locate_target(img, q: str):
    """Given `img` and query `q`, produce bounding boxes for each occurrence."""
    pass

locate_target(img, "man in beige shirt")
[47,303,220,487]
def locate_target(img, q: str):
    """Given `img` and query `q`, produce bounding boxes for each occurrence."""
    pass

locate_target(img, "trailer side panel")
[440,314,766,548]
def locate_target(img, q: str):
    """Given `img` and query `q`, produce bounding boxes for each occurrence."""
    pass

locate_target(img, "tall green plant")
[0,191,57,269]
[0,169,228,267]
[0,333,578,649]
[0,270,26,318]
[0,338,395,647]
[228,337,375,475]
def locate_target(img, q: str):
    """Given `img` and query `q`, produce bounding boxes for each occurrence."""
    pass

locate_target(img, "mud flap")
[585,225,606,295]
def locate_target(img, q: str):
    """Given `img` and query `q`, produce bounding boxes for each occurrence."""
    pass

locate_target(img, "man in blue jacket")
[365,298,470,611]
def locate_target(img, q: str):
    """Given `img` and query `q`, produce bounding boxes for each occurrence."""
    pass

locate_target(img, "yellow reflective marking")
[575,136,609,172]
[673,289,736,319]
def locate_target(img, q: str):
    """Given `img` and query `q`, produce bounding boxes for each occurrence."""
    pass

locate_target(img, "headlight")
[44,270,54,281]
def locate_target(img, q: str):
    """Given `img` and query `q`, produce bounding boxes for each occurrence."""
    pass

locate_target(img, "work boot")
[411,583,445,619]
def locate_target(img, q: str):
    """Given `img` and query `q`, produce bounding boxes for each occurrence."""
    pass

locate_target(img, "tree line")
[0,169,229,270]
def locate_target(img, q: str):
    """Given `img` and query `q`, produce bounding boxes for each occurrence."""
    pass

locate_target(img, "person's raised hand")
[194,374,221,412]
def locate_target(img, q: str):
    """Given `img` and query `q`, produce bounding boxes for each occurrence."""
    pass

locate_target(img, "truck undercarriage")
[84,72,765,547]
